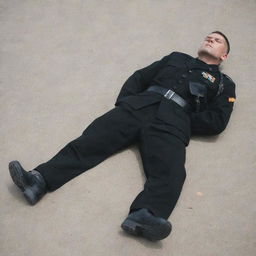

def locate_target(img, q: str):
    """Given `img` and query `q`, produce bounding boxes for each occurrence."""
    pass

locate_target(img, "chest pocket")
[198,75,219,92]
[189,82,207,98]
[189,81,208,112]
[191,70,220,103]
[155,59,185,79]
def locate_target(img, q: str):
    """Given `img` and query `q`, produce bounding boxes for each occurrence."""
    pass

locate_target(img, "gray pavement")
[1,0,256,255]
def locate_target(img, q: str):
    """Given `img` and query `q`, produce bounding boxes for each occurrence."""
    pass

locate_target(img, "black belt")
[147,85,189,109]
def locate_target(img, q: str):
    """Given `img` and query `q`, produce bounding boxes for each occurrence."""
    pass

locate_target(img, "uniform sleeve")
[190,77,236,135]
[115,53,171,106]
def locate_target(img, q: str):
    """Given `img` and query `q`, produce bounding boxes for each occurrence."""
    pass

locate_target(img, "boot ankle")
[30,170,47,192]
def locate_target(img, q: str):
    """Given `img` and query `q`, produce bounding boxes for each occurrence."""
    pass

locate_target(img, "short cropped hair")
[211,31,230,54]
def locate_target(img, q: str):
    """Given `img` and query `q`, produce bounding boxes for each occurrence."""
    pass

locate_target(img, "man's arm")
[115,53,171,105]
[190,76,236,135]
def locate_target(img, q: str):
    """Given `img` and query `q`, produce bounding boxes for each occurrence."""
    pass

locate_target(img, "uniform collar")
[187,57,220,72]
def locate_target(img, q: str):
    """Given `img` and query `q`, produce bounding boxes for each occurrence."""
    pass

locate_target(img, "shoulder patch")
[228,97,236,102]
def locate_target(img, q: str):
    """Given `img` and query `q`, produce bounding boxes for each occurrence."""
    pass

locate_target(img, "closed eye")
[216,39,223,43]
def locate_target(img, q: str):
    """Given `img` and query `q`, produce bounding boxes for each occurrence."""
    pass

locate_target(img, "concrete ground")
[1,0,255,255]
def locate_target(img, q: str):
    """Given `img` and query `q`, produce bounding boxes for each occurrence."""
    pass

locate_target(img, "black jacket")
[115,52,236,143]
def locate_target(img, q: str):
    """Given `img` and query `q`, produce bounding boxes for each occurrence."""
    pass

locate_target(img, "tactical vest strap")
[215,72,224,98]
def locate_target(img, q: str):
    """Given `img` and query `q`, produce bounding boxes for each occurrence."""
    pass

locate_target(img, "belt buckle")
[164,89,175,99]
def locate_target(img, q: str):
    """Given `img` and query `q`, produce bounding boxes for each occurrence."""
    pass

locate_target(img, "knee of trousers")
[167,167,187,185]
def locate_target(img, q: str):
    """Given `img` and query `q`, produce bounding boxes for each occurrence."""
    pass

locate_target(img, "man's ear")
[220,53,228,62]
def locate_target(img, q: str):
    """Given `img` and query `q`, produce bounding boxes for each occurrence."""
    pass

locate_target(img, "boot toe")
[9,161,28,191]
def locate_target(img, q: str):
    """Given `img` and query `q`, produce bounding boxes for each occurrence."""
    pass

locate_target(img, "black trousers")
[35,103,187,219]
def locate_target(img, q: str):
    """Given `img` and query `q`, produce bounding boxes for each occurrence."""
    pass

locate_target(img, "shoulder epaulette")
[223,73,235,84]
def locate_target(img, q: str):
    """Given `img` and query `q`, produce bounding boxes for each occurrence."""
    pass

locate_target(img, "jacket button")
[178,79,183,84]
[209,67,212,71]
[188,70,193,73]
[182,74,188,78]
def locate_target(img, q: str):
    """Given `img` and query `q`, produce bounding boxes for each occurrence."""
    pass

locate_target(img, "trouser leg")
[129,120,187,219]
[35,106,141,191]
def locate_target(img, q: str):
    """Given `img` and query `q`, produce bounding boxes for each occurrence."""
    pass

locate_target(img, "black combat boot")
[121,208,172,241]
[9,160,47,205]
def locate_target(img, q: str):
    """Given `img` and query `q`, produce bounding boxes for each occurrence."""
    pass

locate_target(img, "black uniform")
[35,52,236,219]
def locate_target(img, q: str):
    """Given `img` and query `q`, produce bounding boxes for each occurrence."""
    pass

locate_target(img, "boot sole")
[9,161,38,205]
[121,218,172,241]
[9,161,27,191]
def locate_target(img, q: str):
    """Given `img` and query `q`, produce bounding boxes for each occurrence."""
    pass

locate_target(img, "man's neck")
[197,54,221,65]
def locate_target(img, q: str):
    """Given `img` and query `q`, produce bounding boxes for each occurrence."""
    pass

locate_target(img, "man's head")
[198,31,230,65]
